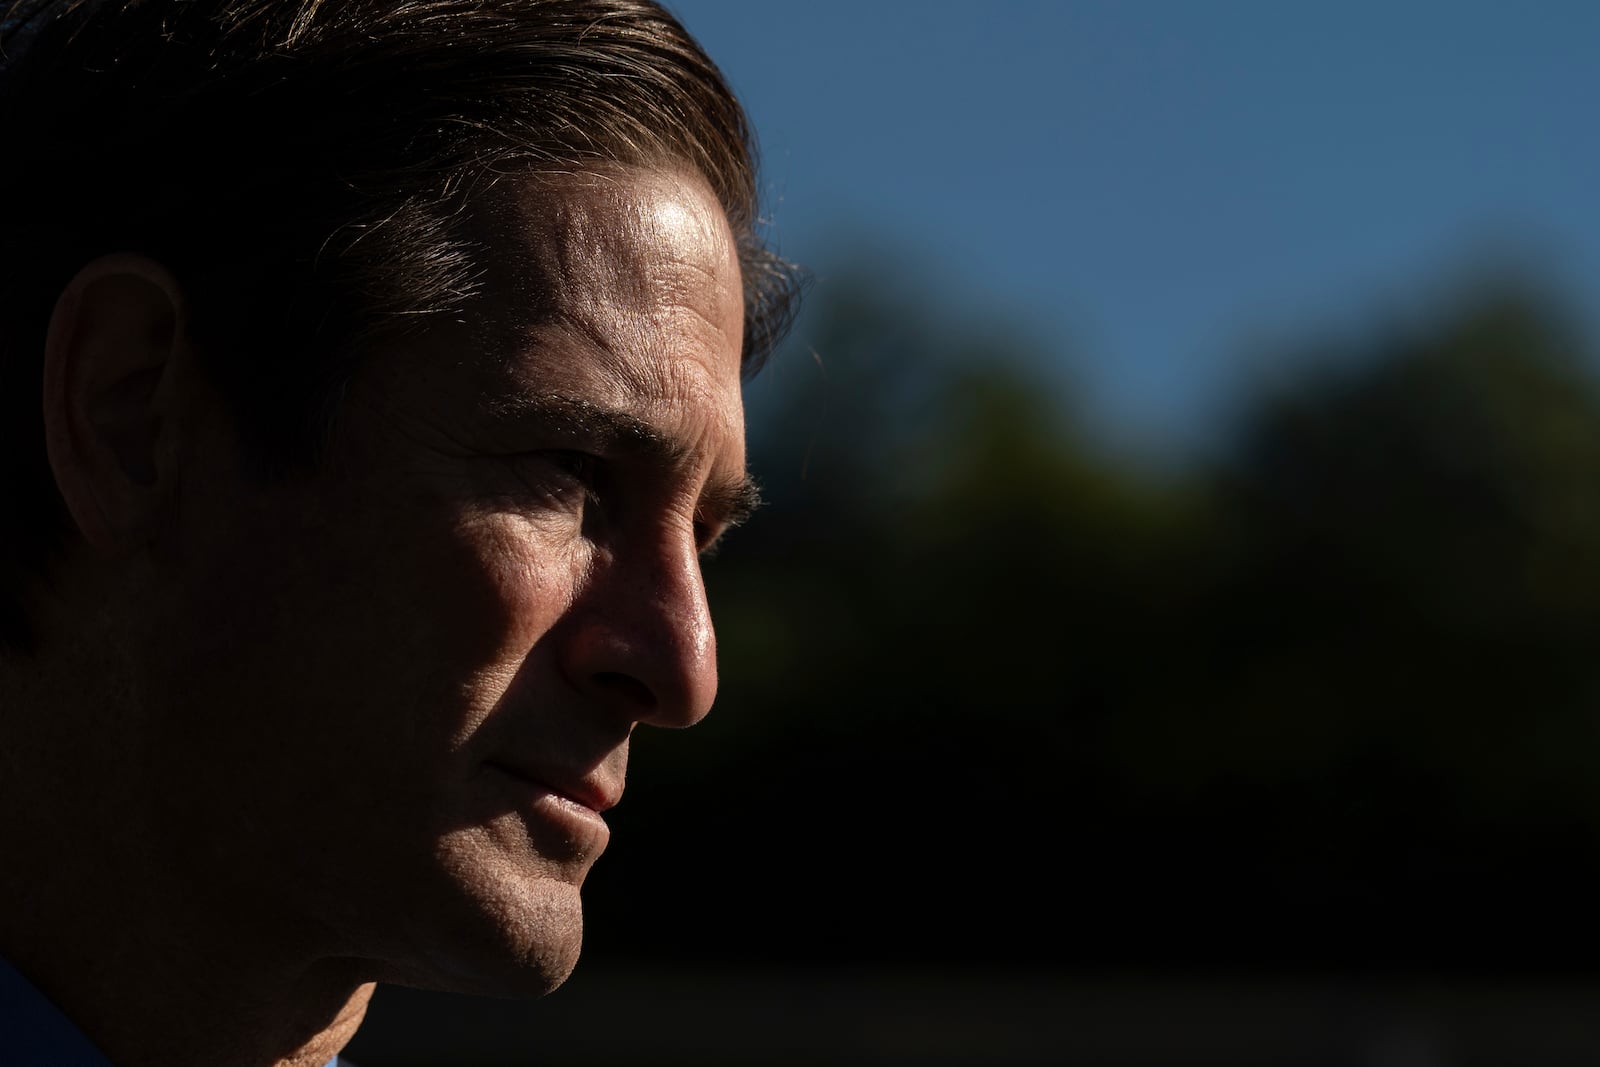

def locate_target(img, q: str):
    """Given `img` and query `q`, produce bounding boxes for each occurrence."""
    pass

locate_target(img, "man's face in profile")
[133,165,747,995]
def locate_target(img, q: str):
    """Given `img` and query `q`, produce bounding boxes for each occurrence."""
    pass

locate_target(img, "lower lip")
[485,765,610,856]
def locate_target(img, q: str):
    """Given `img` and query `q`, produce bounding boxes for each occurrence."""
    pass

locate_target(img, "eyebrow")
[705,474,765,533]
[491,391,763,529]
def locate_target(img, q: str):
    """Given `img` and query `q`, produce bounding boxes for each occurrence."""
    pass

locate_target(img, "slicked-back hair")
[0,0,802,648]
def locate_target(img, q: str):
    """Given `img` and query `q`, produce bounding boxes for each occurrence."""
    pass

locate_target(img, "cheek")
[442,510,589,664]
[390,512,589,757]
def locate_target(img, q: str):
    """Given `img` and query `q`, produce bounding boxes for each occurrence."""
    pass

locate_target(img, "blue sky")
[668,1,1600,461]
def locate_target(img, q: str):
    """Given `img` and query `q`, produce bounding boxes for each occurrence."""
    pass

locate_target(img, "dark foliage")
[585,270,1600,977]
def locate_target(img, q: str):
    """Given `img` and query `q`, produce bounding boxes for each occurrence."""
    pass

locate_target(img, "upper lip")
[490,760,622,814]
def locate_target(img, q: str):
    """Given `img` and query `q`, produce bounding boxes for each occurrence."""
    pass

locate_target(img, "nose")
[563,530,718,729]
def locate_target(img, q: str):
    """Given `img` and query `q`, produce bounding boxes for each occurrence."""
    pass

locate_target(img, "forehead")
[472,166,745,416]
[353,165,749,471]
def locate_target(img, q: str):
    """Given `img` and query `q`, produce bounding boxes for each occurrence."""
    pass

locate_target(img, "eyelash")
[544,450,597,484]
[694,518,718,559]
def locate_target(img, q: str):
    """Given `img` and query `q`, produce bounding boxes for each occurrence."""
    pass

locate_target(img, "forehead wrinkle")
[508,169,733,308]
[517,249,739,408]
[468,167,743,397]
[554,228,738,365]
[546,286,741,414]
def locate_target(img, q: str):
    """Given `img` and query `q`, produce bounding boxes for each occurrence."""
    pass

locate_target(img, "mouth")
[480,761,617,862]
[484,761,622,816]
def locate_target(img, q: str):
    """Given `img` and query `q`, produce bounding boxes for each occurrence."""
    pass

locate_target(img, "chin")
[470,880,589,998]
[374,880,588,998]
[381,830,594,998]
[346,804,603,998]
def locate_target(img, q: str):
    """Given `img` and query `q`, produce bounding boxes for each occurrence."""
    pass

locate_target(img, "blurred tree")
[586,265,1600,976]
[1129,285,1600,970]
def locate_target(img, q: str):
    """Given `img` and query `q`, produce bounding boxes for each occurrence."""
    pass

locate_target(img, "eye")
[544,450,597,484]
[694,516,727,560]
[505,450,602,515]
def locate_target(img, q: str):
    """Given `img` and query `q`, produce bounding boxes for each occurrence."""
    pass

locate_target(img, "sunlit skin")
[0,165,747,1067]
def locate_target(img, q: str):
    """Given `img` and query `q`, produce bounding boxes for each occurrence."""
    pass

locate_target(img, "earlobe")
[42,254,189,554]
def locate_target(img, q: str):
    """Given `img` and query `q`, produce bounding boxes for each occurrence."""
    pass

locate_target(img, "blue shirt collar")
[1,953,349,1066]
[0,952,115,1066]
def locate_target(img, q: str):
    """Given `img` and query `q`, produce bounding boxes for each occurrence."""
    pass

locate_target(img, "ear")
[42,255,190,554]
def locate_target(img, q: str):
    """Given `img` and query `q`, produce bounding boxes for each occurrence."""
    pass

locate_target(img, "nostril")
[594,671,655,709]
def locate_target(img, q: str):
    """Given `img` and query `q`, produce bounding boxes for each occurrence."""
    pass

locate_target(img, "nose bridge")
[591,525,718,728]
[648,534,718,721]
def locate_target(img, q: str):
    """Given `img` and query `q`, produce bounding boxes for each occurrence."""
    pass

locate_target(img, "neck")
[0,865,375,1067]
[0,647,376,1067]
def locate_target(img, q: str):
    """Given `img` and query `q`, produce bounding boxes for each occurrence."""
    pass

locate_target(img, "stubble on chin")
[370,821,591,998]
